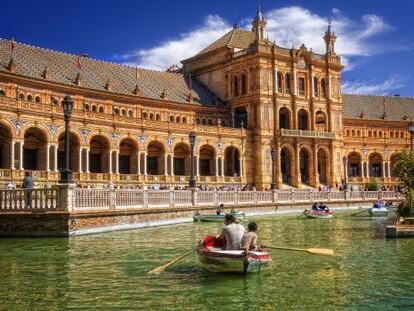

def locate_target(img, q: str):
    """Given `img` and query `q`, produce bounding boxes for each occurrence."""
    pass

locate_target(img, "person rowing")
[216,203,224,215]
[218,214,246,250]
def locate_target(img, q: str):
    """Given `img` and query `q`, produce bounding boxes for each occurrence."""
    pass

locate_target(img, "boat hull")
[369,207,388,217]
[197,247,271,274]
[193,212,245,222]
[303,210,333,219]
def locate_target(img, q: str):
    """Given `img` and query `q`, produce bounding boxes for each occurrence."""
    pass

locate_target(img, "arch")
[51,97,59,105]
[390,153,400,177]
[241,73,248,96]
[27,94,33,101]
[176,116,181,123]
[0,89,5,96]
[58,131,80,172]
[84,103,90,111]
[232,75,239,97]
[35,96,41,103]
[317,147,329,185]
[202,119,207,125]
[0,122,13,169]
[119,138,138,174]
[280,146,294,186]
[297,109,310,130]
[369,152,383,177]
[284,73,291,93]
[348,152,362,177]
[224,146,240,177]
[128,110,133,117]
[182,116,187,124]
[199,144,216,176]
[113,107,120,115]
[169,115,174,122]
[18,93,25,100]
[156,113,161,121]
[99,106,105,113]
[299,147,312,185]
[142,112,148,119]
[195,118,200,125]
[207,119,213,126]
[279,107,291,129]
[277,71,283,92]
[89,135,111,173]
[173,142,191,176]
[23,127,48,171]
[235,107,248,128]
[315,110,327,132]
[147,140,166,175]
[149,113,154,120]
[92,105,97,112]
[121,109,127,116]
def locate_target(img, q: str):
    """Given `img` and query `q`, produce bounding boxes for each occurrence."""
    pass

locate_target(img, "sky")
[2,0,413,96]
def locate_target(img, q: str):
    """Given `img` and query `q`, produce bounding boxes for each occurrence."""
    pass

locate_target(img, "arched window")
[18,93,25,100]
[313,77,319,97]
[169,115,174,122]
[143,112,148,119]
[27,94,33,101]
[321,79,326,97]
[241,73,247,96]
[285,73,291,93]
[128,110,133,117]
[99,106,104,113]
[113,107,120,115]
[121,109,127,116]
[232,75,239,97]
[195,118,200,125]
[182,117,187,124]
[92,105,97,112]
[35,96,41,103]
[156,113,161,121]
[221,120,226,127]
[277,72,283,92]
[202,119,207,125]
[149,113,154,120]
[298,77,305,95]
[0,89,5,96]
[84,103,90,111]
[208,119,213,126]
[176,116,181,123]
[51,97,58,105]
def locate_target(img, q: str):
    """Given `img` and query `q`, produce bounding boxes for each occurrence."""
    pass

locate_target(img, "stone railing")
[0,187,403,213]
[280,129,336,139]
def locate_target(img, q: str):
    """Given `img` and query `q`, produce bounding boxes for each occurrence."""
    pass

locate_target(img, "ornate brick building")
[0,9,412,189]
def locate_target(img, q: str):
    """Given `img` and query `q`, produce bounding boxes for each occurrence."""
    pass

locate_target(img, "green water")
[0,214,413,311]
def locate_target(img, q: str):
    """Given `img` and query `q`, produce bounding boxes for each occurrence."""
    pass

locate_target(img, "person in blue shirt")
[311,203,318,210]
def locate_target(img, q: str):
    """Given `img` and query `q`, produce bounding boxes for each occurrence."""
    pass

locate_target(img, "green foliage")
[394,151,414,216]
[366,178,378,191]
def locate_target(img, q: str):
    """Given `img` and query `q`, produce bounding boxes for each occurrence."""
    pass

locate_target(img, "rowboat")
[369,204,389,217]
[193,211,246,222]
[302,209,334,219]
[197,236,271,274]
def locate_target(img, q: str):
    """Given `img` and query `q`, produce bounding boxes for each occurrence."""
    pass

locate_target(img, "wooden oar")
[350,208,371,217]
[148,250,195,274]
[264,245,335,256]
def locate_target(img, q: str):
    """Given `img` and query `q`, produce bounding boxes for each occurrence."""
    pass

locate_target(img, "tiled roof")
[343,94,414,121]
[0,38,223,107]
[197,28,256,56]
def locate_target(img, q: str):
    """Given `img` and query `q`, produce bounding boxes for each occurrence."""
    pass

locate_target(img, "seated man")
[241,222,259,252]
[218,214,246,250]
[311,202,319,211]
[318,202,326,211]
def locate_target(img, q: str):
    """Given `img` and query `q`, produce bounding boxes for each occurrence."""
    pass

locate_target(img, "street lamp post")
[189,132,196,188]
[270,146,276,190]
[59,95,74,184]
[409,121,414,151]
[343,156,348,189]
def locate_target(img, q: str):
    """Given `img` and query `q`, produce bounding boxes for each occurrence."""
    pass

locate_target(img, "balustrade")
[0,188,58,210]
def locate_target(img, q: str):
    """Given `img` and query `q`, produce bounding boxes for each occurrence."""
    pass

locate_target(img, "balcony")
[280,129,336,139]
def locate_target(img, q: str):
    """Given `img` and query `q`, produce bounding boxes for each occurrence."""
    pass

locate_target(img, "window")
[298,78,305,95]
[51,97,58,105]
[128,110,133,117]
[156,113,161,121]
[321,79,326,97]
[92,105,97,112]
[27,94,33,101]
[149,113,154,120]
[84,103,90,111]
[208,119,213,126]
[176,116,181,123]
[35,96,41,103]
[313,77,318,97]
[277,72,283,92]
[232,76,239,97]
[18,93,25,100]
[169,115,174,122]
[113,108,120,115]
[99,106,104,113]
[143,112,148,119]
[195,118,200,125]
[0,89,5,96]
[241,74,247,96]
[285,74,291,93]
[182,117,187,124]
[202,119,207,125]
[122,109,127,116]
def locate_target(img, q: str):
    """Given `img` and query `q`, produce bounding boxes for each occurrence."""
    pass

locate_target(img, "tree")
[393,151,414,217]
[366,178,378,191]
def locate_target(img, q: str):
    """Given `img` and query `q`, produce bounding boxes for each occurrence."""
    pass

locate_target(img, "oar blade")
[147,250,195,275]
[307,248,335,256]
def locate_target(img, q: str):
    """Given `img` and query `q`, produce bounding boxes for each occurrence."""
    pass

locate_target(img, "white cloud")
[118,6,392,71]
[342,75,406,95]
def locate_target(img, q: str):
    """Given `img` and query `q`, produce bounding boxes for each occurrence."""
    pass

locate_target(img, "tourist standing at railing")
[22,172,34,208]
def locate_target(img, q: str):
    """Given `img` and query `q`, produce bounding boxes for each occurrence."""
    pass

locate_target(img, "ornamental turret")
[323,21,337,54]
[252,4,267,40]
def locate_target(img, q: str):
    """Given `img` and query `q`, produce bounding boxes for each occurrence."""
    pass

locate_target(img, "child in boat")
[240,222,259,252]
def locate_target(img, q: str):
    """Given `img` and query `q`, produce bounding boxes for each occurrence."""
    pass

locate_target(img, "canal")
[0,213,413,310]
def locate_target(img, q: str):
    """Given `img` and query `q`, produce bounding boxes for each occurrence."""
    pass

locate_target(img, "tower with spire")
[323,21,337,54]
[252,3,266,40]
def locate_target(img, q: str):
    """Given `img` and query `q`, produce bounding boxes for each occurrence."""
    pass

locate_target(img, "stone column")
[215,157,219,177]
[54,145,59,172]
[115,150,119,174]
[296,144,301,188]
[293,69,297,95]
[221,157,224,177]
[108,150,112,174]
[46,144,51,171]
[311,73,315,98]
[387,161,391,178]
[382,161,386,178]
[137,151,141,175]
[239,157,243,177]
[196,155,200,177]
[144,152,147,175]
[314,145,319,187]
[170,154,174,176]
[10,140,15,169]
[366,161,370,178]
[86,148,90,173]
[360,161,364,178]
[19,141,24,170]
[164,153,168,175]
[78,147,83,173]
[276,142,282,188]
[328,75,332,99]
[274,67,278,94]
